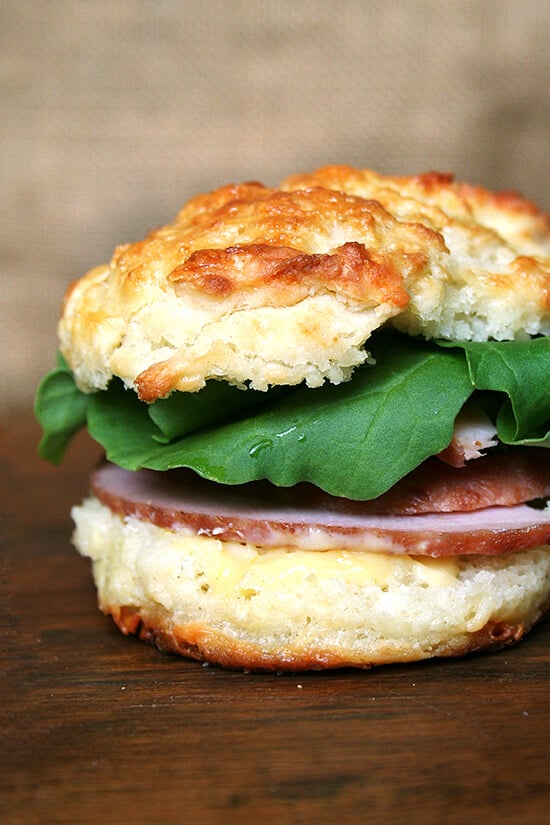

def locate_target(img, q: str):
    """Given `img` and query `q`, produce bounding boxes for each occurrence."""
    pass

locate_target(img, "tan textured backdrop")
[2,0,549,412]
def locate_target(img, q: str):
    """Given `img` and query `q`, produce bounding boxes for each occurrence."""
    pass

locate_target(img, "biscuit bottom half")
[72,497,550,672]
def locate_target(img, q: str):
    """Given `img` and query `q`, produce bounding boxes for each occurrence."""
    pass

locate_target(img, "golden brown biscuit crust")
[108,601,547,673]
[283,166,550,256]
[283,166,550,338]
[59,166,550,400]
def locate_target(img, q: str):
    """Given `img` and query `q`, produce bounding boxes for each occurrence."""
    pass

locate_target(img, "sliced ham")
[438,399,498,467]
[89,455,550,558]
[359,449,550,515]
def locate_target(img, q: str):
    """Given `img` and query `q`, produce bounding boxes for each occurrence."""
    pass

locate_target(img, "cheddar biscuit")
[59,167,550,400]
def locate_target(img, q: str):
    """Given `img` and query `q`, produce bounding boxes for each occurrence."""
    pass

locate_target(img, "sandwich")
[35,165,550,671]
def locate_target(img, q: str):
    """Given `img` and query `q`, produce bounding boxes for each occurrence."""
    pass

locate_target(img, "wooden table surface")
[3,414,549,825]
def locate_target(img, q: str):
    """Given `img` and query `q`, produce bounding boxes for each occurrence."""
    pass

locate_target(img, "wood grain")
[3,414,549,825]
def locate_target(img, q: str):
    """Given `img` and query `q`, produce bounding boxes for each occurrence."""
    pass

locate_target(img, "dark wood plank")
[3,414,549,825]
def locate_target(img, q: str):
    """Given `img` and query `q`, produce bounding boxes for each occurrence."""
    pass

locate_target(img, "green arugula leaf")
[115,333,473,499]
[437,338,550,445]
[86,380,168,467]
[148,380,291,443]
[34,361,90,463]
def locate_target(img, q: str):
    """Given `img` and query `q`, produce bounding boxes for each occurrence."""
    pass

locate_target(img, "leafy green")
[34,360,287,465]
[34,331,550,499]
[136,334,472,498]
[87,380,167,465]
[148,380,291,443]
[437,338,550,445]
[34,354,89,463]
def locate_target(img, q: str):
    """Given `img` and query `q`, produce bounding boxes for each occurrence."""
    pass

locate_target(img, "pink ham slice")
[89,452,550,558]
[438,400,498,467]
[360,449,550,515]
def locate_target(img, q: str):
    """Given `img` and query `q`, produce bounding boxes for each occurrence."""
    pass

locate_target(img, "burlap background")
[2,0,549,412]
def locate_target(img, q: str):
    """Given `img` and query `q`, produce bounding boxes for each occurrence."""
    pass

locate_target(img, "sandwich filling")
[87,455,550,557]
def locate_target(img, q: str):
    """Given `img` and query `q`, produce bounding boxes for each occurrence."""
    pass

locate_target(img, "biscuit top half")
[59,165,550,400]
